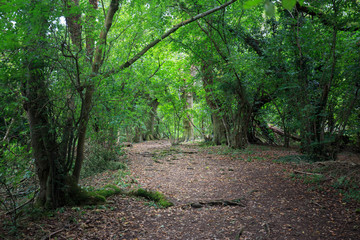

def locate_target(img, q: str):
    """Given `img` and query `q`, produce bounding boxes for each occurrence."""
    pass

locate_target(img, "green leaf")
[244,0,263,9]
[282,0,297,10]
[264,0,275,17]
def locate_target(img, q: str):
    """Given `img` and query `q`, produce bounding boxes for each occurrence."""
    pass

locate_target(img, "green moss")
[132,188,174,208]
[71,187,106,206]
[94,185,123,198]
[64,180,123,206]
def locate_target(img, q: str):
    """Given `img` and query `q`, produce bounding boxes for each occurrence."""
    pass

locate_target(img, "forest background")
[0,0,359,233]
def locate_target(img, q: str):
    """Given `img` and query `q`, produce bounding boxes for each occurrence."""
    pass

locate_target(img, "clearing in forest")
[5,140,360,239]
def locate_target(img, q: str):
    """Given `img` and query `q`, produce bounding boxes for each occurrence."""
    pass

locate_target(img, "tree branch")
[106,0,238,76]
[296,3,360,31]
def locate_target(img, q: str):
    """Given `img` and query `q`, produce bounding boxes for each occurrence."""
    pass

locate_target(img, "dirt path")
[6,140,359,239]
[123,140,359,239]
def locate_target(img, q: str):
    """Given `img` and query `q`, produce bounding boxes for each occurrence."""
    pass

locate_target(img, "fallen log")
[267,124,301,142]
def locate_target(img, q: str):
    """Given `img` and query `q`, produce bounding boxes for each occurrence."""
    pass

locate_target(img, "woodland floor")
[2,140,360,239]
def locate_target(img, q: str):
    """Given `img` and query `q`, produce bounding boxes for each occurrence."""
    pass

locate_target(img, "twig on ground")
[293,170,322,176]
[310,200,324,208]
[40,228,65,240]
[234,226,245,240]
[263,221,271,234]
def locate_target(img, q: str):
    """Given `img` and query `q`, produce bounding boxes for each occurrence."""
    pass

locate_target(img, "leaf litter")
[2,140,360,239]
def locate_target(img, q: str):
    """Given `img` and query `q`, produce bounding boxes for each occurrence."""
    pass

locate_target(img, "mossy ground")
[132,188,174,208]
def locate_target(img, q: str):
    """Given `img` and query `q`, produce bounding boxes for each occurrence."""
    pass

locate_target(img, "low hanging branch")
[105,0,238,76]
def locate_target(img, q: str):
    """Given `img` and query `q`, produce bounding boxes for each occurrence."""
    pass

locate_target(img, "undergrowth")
[289,162,360,204]
[81,142,127,178]
[274,154,315,164]
[332,176,360,203]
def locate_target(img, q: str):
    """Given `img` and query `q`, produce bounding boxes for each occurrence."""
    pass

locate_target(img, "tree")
[1,0,239,208]
[269,0,360,159]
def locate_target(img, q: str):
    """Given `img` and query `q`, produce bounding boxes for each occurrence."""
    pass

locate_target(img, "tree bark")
[72,0,120,183]
[22,1,68,209]
[182,81,194,142]
[145,98,160,141]
[201,63,227,145]
[64,0,82,49]
[24,59,67,208]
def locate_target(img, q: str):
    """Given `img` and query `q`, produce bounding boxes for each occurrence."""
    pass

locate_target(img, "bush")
[0,142,35,230]
[81,142,126,178]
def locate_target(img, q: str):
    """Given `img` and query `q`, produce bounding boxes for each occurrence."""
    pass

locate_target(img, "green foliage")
[274,155,316,164]
[0,141,34,230]
[332,176,360,203]
[290,167,360,204]
[282,0,297,10]
[110,166,139,189]
[302,174,326,184]
[81,142,126,178]
[1,0,359,216]
[243,0,263,9]
[290,172,326,186]
[132,188,174,208]
[264,0,275,17]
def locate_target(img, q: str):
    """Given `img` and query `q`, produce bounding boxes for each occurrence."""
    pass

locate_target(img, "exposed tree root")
[293,170,322,176]
[177,198,246,209]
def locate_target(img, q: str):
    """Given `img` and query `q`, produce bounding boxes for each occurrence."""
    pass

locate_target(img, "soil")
[2,140,360,239]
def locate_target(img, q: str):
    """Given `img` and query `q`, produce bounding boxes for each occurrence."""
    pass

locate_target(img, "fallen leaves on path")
[3,140,359,239]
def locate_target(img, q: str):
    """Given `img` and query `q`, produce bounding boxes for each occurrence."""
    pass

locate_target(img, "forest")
[1,0,360,239]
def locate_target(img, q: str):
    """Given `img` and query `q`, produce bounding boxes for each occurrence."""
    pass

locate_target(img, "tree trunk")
[201,63,228,145]
[21,2,69,209]
[212,113,227,145]
[72,85,94,182]
[182,86,194,142]
[145,98,160,141]
[230,102,250,149]
[72,0,120,183]
[24,59,67,209]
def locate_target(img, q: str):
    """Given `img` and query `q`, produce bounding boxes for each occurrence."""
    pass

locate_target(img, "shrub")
[81,142,126,178]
